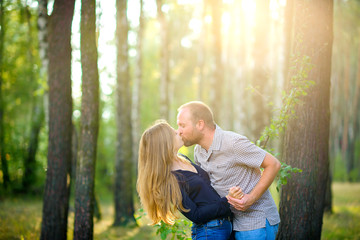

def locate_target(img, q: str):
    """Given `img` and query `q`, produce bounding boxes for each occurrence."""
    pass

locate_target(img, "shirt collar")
[199,124,223,154]
[211,125,222,151]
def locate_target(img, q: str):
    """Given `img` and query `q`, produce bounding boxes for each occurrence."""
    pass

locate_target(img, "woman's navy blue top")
[172,155,232,224]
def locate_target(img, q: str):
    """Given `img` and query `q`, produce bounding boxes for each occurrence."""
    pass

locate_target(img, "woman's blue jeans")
[191,218,232,240]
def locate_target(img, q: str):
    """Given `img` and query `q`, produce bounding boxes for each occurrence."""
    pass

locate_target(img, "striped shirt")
[194,125,280,231]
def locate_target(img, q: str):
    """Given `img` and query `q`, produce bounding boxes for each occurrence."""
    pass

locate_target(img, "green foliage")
[1,1,44,191]
[135,208,191,240]
[256,55,315,191]
[155,220,192,240]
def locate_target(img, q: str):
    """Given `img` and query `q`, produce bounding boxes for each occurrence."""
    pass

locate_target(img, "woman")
[137,120,242,240]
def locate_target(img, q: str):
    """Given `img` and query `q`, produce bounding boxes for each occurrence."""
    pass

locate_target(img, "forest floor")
[0,182,359,240]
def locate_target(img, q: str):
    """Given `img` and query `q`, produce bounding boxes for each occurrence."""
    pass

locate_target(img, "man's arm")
[227,152,281,211]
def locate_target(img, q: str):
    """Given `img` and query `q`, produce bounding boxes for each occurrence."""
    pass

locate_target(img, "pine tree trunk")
[23,3,45,192]
[40,0,75,239]
[283,0,294,90]
[0,0,10,189]
[252,0,270,140]
[131,0,143,167]
[114,0,135,226]
[37,0,49,125]
[346,45,360,181]
[209,0,223,122]
[196,0,207,101]
[342,46,350,179]
[277,0,333,239]
[73,0,99,238]
[156,0,170,120]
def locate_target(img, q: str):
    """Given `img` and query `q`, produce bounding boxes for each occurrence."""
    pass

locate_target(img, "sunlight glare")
[189,18,202,35]
[177,0,202,4]
[204,15,212,24]
[241,0,256,24]
[181,37,192,48]
[222,12,231,32]
[270,0,281,20]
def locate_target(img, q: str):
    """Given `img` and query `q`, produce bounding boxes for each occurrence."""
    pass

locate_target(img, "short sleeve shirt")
[194,125,280,231]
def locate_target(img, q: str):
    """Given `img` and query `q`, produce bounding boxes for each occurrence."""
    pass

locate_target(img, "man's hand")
[227,186,244,199]
[227,194,256,211]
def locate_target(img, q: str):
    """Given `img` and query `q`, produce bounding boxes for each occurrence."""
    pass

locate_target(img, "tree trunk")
[131,0,143,167]
[156,0,170,120]
[0,0,10,189]
[40,0,75,239]
[346,44,360,181]
[114,0,135,226]
[283,0,294,91]
[209,0,223,123]
[73,0,99,238]
[196,0,207,101]
[252,0,271,140]
[277,0,333,239]
[342,46,350,179]
[23,3,45,192]
[37,0,49,125]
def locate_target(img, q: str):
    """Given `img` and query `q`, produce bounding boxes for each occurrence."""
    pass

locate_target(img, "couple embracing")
[137,101,281,240]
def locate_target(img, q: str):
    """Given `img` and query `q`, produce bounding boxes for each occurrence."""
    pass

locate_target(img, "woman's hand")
[226,186,244,200]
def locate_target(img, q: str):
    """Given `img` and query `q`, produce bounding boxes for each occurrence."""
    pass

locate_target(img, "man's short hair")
[178,101,215,128]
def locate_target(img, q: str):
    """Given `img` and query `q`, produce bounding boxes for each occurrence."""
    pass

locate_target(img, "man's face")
[177,108,202,146]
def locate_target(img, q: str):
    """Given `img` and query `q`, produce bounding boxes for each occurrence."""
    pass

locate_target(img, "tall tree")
[277,0,333,239]
[114,0,135,226]
[283,0,294,90]
[37,0,49,125]
[251,0,271,140]
[196,0,207,101]
[209,0,223,122]
[131,0,144,166]
[22,4,45,192]
[40,0,75,239]
[73,0,99,238]
[156,0,170,119]
[0,0,10,189]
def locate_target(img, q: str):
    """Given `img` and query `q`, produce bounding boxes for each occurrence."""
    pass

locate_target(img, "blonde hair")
[178,101,215,128]
[137,120,187,225]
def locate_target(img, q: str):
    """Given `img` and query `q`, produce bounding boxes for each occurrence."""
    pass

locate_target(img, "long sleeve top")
[172,156,232,224]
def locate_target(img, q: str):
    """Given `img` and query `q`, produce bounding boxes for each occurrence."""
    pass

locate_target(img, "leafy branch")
[256,54,315,191]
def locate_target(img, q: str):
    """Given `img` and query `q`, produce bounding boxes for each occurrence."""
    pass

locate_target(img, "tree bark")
[251,0,271,140]
[0,0,10,189]
[131,0,143,167]
[346,43,360,181]
[23,3,45,192]
[114,0,135,226]
[37,0,49,126]
[73,0,99,238]
[209,0,223,123]
[283,0,294,91]
[40,0,75,239]
[277,0,333,239]
[156,0,170,120]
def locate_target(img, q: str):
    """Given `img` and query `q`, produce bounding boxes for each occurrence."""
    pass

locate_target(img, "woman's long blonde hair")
[137,121,187,225]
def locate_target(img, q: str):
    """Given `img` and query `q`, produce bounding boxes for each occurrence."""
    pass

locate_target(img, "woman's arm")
[180,188,231,224]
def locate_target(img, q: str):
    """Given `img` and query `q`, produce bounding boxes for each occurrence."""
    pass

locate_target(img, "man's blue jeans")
[234,219,279,240]
[191,218,232,240]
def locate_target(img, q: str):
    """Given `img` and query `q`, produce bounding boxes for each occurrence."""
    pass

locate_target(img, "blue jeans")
[191,218,232,240]
[234,219,279,240]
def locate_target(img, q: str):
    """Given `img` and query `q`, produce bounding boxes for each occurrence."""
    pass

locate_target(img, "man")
[177,101,281,240]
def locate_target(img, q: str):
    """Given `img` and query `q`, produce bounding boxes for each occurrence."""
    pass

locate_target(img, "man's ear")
[196,120,205,130]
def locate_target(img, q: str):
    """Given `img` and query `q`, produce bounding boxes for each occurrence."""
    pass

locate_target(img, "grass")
[322,183,360,240]
[0,182,359,240]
